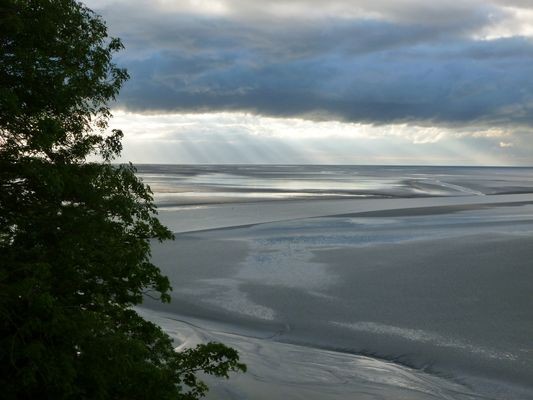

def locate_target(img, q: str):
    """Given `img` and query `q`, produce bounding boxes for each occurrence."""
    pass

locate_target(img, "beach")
[137,165,533,399]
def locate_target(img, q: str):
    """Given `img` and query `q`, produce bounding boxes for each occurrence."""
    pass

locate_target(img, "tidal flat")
[138,165,533,399]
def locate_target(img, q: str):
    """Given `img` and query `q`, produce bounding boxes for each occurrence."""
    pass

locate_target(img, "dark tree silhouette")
[0,1,245,398]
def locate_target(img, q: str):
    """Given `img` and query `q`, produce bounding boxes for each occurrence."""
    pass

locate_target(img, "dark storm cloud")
[91,1,533,127]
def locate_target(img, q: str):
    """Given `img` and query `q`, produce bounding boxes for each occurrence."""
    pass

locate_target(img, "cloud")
[91,0,503,24]
[85,0,533,130]
[109,110,533,165]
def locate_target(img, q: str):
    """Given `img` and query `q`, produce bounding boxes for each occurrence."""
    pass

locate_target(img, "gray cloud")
[88,0,533,128]
[92,0,504,25]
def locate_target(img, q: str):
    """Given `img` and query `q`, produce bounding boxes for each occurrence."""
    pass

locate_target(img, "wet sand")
[158,193,533,233]
[141,197,533,399]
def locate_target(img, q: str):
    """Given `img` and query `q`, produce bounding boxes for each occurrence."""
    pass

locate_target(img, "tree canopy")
[0,1,245,398]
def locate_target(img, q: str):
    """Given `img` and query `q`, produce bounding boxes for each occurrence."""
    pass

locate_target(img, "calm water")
[135,165,533,206]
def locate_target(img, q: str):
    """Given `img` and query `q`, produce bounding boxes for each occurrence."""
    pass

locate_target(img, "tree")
[0,1,245,399]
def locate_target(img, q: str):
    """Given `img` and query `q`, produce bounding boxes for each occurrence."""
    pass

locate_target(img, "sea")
[135,164,533,206]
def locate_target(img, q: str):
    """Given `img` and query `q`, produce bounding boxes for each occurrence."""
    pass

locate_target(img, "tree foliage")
[0,1,245,398]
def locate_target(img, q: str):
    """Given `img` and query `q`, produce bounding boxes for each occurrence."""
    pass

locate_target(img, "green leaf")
[0,1,245,399]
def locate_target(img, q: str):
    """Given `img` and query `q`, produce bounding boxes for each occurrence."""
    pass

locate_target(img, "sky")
[86,0,533,165]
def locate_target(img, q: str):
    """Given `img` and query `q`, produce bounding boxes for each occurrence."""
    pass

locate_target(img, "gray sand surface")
[158,193,533,233]
[143,199,533,399]
[138,309,490,400]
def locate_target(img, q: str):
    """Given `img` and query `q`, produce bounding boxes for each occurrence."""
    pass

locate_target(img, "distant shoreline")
[130,163,533,168]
